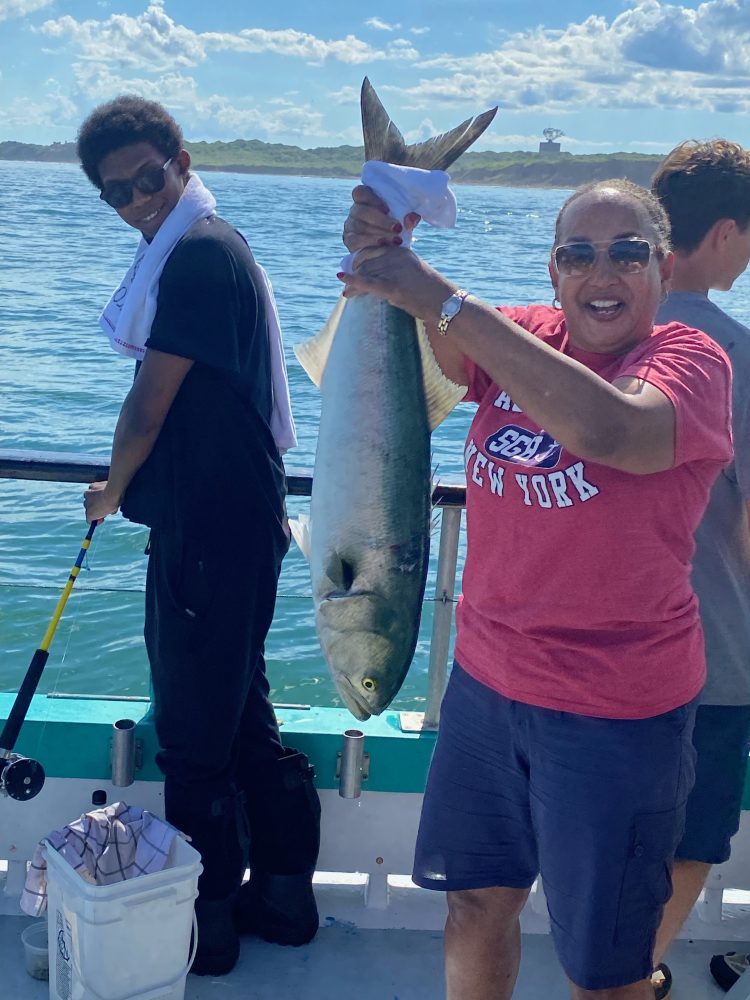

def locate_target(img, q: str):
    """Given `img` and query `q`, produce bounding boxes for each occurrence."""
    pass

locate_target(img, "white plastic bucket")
[44,836,202,1000]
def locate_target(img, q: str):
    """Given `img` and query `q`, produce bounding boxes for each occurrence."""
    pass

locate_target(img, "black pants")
[144,522,287,899]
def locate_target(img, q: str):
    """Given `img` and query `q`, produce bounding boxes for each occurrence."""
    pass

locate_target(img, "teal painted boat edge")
[0,693,436,792]
[3,693,749,804]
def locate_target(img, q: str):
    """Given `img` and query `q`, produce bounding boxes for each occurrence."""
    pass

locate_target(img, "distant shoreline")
[0,139,664,190]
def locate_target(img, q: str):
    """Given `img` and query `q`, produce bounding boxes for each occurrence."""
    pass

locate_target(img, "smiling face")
[97,141,189,241]
[549,189,673,355]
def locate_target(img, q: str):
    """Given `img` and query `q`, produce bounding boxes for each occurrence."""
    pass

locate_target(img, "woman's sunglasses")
[99,157,174,210]
[553,238,657,276]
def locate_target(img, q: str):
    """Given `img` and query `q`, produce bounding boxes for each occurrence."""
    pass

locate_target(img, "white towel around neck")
[340,160,457,273]
[99,173,296,453]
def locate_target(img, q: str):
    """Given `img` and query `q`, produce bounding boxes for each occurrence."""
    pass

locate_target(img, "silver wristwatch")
[437,289,469,336]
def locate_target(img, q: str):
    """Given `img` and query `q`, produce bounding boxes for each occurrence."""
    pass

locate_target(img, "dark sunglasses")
[553,238,658,276]
[99,157,174,210]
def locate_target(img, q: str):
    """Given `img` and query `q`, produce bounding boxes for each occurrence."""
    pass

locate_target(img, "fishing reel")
[0,751,45,801]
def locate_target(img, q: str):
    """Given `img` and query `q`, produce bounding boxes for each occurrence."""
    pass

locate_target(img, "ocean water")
[2,162,749,711]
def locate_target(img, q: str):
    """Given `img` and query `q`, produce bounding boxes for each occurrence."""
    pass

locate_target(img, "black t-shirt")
[120,216,287,539]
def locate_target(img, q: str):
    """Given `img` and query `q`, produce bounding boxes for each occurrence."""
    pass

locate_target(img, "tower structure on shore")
[539,127,564,155]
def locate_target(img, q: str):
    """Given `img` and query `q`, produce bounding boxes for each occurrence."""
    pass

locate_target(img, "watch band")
[437,289,469,336]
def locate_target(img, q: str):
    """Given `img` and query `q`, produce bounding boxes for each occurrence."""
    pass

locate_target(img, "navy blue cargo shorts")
[413,662,697,991]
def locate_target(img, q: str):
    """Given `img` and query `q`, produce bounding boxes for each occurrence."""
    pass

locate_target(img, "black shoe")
[235,870,319,946]
[650,963,672,1000]
[710,952,750,992]
[190,897,241,976]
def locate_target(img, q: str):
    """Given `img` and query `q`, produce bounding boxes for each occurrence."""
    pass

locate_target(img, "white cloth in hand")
[341,159,457,273]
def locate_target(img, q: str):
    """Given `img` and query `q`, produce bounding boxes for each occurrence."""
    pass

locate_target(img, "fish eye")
[362,678,377,692]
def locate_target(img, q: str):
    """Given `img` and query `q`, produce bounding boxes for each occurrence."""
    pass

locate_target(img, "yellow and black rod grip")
[0,522,97,755]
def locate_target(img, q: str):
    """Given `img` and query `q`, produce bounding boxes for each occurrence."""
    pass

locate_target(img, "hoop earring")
[552,296,561,309]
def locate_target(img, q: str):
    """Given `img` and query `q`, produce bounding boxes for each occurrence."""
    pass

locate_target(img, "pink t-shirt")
[455,304,733,719]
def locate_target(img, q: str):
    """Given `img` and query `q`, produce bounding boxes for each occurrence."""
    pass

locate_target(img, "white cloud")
[0,0,52,21]
[195,95,325,140]
[72,62,199,104]
[40,2,421,70]
[40,4,207,71]
[68,62,329,143]
[202,28,416,65]
[365,17,399,31]
[397,0,750,116]
[0,78,76,128]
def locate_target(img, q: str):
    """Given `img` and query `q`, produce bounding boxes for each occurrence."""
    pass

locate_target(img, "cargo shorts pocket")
[614,809,680,946]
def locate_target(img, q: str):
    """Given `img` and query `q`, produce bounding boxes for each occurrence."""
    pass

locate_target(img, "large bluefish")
[293,80,496,720]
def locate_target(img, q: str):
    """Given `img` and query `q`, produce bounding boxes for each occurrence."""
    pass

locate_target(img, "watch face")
[444,296,461,317]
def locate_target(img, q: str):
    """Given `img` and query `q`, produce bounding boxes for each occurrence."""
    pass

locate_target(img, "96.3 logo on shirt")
[466,393,600,509]
[484,424,562,469]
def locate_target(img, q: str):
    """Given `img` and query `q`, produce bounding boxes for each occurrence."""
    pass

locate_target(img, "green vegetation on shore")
[0,138,664,189]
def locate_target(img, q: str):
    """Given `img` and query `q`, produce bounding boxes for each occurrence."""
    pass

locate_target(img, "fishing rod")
[0,521,98,801]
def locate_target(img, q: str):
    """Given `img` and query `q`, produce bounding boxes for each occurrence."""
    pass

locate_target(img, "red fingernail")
[392,223,402,233]
[392,237,402,246]
[336,271,346,279]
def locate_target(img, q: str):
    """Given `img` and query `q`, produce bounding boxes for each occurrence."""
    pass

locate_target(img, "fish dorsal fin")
[416,319,467,429]
[293,295,467,426]
[293,295,347,387]
[295,297,465,427]
[361,77,497,171]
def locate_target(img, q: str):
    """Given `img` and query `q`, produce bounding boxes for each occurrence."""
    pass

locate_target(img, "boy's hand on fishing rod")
[83,481,120,523]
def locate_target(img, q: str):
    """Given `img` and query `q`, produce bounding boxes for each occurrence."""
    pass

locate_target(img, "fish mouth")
[321,587,378,605]
[335,675,374,721]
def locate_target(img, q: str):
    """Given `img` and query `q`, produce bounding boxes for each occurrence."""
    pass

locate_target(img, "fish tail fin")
[289,512,312,561]
[416,319,467,429]
[361,77,497,170]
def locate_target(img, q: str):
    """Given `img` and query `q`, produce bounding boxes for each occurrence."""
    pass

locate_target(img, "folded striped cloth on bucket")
[20,802,179,916]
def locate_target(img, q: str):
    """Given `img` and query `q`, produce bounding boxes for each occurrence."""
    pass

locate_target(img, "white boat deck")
[0,896,742,1000]
[4,786,750,998]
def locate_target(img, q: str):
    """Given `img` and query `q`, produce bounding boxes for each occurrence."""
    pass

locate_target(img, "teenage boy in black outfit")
[78,96,320,977]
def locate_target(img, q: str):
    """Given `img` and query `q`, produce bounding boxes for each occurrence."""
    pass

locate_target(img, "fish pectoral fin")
[416,319,467,430]
[289,513,312,561]
[293,294,348,387]
[324,551,355,594]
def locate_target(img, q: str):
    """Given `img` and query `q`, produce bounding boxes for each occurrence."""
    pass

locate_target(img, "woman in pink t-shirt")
[340,179,732,1000]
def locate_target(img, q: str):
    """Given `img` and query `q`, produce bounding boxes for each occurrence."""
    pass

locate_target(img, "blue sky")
[2,0,750,153]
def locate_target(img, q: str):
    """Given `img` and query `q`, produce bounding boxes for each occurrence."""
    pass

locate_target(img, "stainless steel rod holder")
[111,718,136,787]
[424,506,462,728]
[338,729,365,798]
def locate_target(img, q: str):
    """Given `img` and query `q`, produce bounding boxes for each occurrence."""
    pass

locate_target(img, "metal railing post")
[423,506,462,729]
